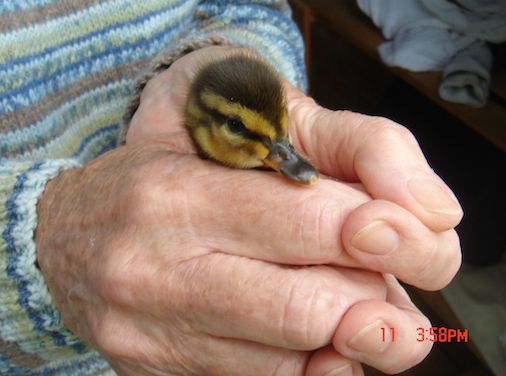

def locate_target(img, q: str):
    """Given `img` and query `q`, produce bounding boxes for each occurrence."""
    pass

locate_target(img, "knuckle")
[91,314,135,359]
[289,95,320,126]
[281,276,336,348]
[411,240,439,288]
[293,197,343,263]
[413,230,462,290]
[437,230,462,288]
[126,165,167,217]
[447,230,462,276]
[125,158,194,228]
[371,117,415,142]
[374,125,407,145]
[366,118,421,156]
[96,266,130,304]
[93,238,142,304]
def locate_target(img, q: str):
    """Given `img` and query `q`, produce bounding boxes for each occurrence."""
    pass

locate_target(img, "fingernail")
[323,364,352,376]
[351,220,399,255]
[408,178,461,215]
[348,320,391,354]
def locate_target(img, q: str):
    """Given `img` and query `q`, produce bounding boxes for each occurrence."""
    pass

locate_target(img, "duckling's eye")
[226,118,246,134]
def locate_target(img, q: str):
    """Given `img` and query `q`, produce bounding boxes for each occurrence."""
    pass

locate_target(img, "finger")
[341,199,462,290]
[289,104,463,232]
[305,345,364,376]
[89,266,312,376]
[108,336,309,376]
[333,276,433,374]
[146,153,371,265]
[194,336,308,376]
[164,252,387,350]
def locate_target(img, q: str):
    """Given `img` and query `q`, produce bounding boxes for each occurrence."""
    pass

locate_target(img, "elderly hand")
[36,141,414,376]
[35,46,462,376]
[129,45,463,371]
[129,45,462,290]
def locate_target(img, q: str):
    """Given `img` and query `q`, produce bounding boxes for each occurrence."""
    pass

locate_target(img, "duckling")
[184,53,318,185]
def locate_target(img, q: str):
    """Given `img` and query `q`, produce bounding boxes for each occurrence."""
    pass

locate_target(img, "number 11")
[381,327,395,342]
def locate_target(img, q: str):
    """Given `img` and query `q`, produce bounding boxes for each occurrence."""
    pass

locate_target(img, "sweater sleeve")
[0,159,116,374]
[121,0,307,136]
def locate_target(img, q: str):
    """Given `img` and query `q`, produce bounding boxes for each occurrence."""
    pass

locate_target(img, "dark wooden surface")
[290,0,506,152]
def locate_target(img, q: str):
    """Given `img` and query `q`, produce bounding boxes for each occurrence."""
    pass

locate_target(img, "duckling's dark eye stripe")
[225,117,264,142]
[199,100,265,142]
[199,90,277,139]
[240,128,265,142]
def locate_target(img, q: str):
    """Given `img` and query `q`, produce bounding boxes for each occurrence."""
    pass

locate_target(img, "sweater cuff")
[1,159,86,357]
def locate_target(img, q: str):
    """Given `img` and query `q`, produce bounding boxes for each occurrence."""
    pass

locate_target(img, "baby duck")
[184,53,318,185]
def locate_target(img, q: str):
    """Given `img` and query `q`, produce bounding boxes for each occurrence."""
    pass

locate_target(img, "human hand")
[283,82,464,374]
[123,46,463,374]
[131,45,463,285]
[36,142,430,376]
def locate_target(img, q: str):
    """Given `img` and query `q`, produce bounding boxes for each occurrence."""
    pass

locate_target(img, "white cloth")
[420,0,506,43]
[356,0,506,108]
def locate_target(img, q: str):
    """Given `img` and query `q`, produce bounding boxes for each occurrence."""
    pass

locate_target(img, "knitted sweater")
[0,1,306,374]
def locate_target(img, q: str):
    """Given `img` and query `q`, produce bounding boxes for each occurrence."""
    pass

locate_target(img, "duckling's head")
[185,54,318,185]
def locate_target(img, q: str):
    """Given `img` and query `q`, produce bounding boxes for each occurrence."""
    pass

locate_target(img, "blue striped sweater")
[0,1,306,374]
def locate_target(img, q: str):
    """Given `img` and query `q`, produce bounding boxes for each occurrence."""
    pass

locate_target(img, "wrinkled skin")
[36,46,463,376]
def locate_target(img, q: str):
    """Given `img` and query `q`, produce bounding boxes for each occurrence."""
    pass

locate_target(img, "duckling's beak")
[263,140,319,185]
